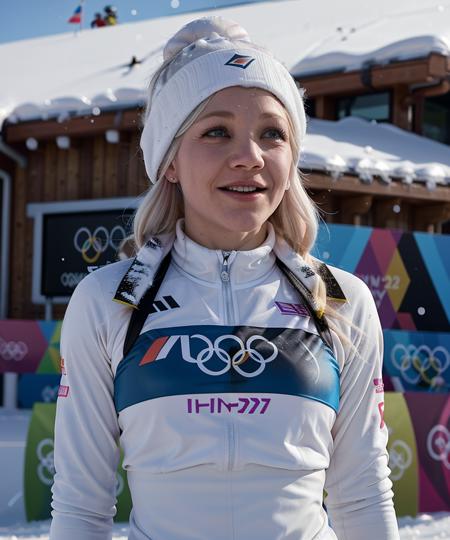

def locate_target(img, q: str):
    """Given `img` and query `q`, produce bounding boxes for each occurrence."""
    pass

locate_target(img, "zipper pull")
[221,251,231,282]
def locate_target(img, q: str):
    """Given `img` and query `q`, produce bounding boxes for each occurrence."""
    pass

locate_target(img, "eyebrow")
[198,111,288,122]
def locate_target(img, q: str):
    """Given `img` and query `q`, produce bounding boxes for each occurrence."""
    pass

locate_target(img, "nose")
[228,137,264,170]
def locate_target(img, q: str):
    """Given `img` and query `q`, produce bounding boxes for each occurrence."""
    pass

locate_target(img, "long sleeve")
[49,271,121,540]
[324,277,400,540]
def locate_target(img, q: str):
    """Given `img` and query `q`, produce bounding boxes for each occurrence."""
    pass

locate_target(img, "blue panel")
[316,224,372,272]
[114,326,340,413]
[383,329,450,392]
[37,321,57,344]
[18,374,61,408]
[414,233,450,323]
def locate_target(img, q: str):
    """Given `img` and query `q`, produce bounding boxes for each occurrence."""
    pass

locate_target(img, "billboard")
[315,225,450,332]
[41,210,133,297]
[27,197,137,303]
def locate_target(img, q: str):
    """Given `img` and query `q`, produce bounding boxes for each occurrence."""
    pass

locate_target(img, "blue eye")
[203,127,228,138]
[263,128,287,140]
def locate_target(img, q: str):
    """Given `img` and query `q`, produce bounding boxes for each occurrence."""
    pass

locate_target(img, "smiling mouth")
[219,186,266,193]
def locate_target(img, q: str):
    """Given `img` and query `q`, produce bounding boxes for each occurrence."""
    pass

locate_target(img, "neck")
[183,223,268,251]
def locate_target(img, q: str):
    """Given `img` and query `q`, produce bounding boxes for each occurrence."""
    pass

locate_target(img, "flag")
[68,5,83,24]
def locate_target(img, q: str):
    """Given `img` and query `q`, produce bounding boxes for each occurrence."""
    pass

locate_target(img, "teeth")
[226,186,258,192]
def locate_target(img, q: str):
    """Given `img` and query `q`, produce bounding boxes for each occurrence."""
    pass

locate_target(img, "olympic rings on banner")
[36,438,55,486]
[427,424,450,470]
[391,344,449,386]
[73,226,126,263]
[0,337,28,362]
[388,439,412,481]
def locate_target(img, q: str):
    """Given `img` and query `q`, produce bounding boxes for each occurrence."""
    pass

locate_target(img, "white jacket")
[50,222,399,540]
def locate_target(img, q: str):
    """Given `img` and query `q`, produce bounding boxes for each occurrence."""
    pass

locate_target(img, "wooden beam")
[5,109,142,143]
[314,96,335,120]
[303,173,450,203]
[302,72,364,98]
[414,203,450,226]
[429,53,450,77]
[301,54,449,97]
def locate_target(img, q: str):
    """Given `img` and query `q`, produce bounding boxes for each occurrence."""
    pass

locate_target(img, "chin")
[223,212,270,232]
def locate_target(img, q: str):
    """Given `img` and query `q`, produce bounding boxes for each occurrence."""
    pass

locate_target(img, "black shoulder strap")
[122,253,172,358]
[275,258,334,351]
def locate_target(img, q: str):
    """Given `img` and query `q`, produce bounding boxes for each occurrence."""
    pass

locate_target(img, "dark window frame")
[421,91,450,146]
[335,90,392,123]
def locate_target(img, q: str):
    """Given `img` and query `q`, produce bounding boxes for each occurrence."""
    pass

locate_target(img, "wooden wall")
[5,130,450,319]
[8,131,148,319]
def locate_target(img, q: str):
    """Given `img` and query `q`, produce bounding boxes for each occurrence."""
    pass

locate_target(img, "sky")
[0,0,272,45]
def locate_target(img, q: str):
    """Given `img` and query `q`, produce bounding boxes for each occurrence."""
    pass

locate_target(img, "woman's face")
[166,87,293,250]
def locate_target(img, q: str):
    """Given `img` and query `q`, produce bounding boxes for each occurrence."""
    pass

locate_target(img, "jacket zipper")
[221,251,236,472]
[221,251,233,325]
[227,421,236,471]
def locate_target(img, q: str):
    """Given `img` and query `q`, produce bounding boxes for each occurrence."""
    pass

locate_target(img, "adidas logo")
[148,295,180,314]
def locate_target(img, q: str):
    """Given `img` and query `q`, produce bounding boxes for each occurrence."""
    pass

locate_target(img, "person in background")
[49,16,400,540]
[90,12,106,28]
[104,5,118,25]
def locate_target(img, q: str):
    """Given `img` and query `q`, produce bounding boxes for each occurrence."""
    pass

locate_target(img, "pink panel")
[396,312,417,331]
[0,320,47,373]
[369,229,398,273]
[405,393,450,511]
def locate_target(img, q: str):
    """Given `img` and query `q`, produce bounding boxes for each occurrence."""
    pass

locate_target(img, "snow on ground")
[0,514,449,539]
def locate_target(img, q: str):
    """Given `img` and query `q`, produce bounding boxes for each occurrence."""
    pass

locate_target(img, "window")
[336,92,391,122]
[305,97,316,118]
[423,92,450,145]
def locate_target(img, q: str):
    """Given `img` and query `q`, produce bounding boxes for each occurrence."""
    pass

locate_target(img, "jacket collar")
[114,220,346,310]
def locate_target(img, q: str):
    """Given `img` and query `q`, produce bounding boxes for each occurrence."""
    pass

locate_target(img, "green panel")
[24,403,132,522]
[384,392,419,517]
[24,403,56,521]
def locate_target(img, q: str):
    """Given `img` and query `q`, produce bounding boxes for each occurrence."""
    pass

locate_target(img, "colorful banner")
[18,374,61,408]
[405,393,450,511]
[0,320,61,374]
[384,330,450,392]
[315,225,450,332]
[24,403,131,522]
[384,393,419,517]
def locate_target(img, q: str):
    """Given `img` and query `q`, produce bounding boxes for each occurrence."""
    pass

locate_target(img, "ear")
[165,161,178,183]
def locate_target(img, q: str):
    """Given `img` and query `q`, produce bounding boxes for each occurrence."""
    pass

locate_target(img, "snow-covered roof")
[1,0,450,128]
[302,117,450,188]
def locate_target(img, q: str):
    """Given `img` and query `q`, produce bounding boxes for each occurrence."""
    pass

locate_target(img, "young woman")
[50,16,399,540]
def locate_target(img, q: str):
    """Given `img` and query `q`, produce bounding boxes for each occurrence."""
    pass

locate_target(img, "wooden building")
[1,0,450,320]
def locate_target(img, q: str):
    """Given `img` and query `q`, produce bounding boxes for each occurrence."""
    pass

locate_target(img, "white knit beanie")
[140,16,306,184]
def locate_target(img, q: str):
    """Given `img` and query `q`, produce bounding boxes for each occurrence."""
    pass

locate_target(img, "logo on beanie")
[225,54,255,69]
